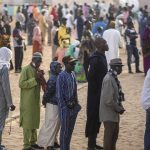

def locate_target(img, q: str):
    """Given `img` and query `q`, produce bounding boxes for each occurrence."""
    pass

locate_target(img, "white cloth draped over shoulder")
[0,47,12,69]
[0,47,13,132]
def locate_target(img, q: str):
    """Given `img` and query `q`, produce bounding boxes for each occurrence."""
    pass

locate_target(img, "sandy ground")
[1,36,146,150]
[0,15,146,150]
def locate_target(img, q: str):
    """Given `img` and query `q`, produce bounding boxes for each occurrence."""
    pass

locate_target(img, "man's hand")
[119,109,125,115]
[10,105,16,111]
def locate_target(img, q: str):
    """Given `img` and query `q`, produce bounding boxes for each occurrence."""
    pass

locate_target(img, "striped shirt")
[56,70,77,109]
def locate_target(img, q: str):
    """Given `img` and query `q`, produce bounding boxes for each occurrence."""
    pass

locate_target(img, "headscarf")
[72,40,80,47]
[0,47,12,69]
[32,52,42,63]
[50,61,61,75]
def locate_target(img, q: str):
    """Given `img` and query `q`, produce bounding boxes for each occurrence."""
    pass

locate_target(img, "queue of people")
[0,1,150,150]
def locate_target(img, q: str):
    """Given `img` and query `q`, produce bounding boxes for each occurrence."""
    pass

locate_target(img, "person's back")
[103,25,121,65]
[66,12,73,28]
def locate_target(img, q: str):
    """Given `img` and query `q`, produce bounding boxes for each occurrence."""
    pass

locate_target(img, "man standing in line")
[19,52,45,150]
[85,37,108,150]
[56,56,81,150]
[100,58,125,150]
[141,68,150,150]
[0,47,16,150]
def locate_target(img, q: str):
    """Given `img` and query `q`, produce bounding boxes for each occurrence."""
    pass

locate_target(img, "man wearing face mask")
[56,56,81,150]
[99,58,125,150]
[19,52,45,150]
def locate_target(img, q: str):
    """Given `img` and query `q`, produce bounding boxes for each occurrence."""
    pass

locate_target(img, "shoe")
[136,70,143,73]
[87,147,96,150]
[87,145,103,150]
[10,67,14,71]
[0,145,6,150]
[22,147,33,150]
[47,146,55,150]
[0,145,5,148]
[54,142,60,148]
[95,145,103,149]
[31,144,44,149]
[129,70,133,74]
[15,70,21,73]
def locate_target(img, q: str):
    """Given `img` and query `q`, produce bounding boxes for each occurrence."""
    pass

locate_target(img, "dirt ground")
[1,30,146,150]
[0,0,148,149]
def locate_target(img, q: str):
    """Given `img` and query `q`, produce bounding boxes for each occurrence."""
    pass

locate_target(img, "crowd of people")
[0,0,150,150]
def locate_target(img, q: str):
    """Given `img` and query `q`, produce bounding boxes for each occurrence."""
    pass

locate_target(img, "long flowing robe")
[39,14,48,44]
[103,28,122,66]
[0,66,13,131]
[85,51,107,137]
[19,64,41,129]
[32,26,43,54]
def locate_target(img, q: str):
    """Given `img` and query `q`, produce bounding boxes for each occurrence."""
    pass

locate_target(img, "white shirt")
[141,69,150,110]
[66,13,73,28]
[103,28,122,66]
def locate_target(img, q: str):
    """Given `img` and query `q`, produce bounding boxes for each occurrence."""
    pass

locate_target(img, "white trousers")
[37,103,60,148]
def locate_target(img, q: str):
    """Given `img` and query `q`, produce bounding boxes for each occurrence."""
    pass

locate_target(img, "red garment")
[32,40,43,54]
[51,7,58,21]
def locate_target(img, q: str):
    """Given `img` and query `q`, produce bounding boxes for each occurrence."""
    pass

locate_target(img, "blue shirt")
[92,21,107,34]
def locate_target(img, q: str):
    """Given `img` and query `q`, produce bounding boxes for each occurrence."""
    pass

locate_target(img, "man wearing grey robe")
[0,47,15,149]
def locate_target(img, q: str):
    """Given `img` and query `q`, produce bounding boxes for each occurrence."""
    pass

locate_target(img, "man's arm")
[19,67,38,89]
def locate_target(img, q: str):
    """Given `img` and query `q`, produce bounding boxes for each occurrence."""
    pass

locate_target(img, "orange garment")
[33,6,40,21]
[33,40,43,54]
[32,26,43,54]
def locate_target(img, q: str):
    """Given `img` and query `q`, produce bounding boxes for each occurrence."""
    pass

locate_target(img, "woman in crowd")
[37,61,62,150]
[32,21,43,54]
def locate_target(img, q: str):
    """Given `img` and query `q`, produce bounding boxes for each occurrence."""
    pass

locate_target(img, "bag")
[53,30,59,46]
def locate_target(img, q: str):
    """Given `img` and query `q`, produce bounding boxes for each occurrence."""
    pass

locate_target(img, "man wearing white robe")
[103,21,122,67]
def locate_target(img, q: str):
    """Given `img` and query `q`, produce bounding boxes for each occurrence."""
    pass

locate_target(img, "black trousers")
[103,122,119,150]
[126,44,140,72]
[14,47,23,71]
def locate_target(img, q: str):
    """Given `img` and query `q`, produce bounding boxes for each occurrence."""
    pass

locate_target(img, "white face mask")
[31,62,36,67]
